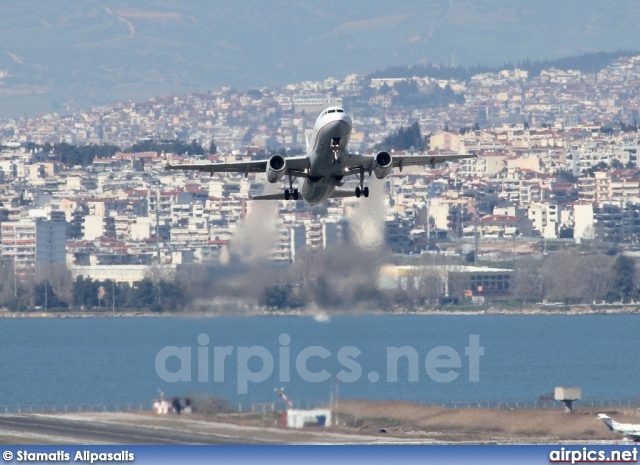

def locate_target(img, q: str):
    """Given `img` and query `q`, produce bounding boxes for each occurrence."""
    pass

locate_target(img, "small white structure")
[286,409,332,428]
[555,386,582,413]
[153,399,171,414]
[153,397,192,415]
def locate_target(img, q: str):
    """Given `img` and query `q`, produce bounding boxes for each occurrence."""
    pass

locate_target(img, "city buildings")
[2,55,640,302]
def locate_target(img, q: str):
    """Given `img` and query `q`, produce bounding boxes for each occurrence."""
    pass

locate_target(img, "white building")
[285,409,332,428]
[1,217,67,277]
[573,204,595,241]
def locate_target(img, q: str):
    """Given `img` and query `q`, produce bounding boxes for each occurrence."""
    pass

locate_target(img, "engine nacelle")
[372,151,393,179]
[266,154,286,183]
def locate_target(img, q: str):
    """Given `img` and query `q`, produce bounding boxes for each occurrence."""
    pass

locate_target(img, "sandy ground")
[332,400,640,444]
[0,400,637,445]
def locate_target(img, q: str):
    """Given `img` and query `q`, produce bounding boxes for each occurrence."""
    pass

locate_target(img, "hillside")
[1,1,640,117]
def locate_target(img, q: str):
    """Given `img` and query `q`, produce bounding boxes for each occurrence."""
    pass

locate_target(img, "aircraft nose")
[338,113,352,126]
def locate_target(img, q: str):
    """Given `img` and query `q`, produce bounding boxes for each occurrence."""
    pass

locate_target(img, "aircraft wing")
[165,156,310,176]
[391,152,478,169]
[342,152,477,174]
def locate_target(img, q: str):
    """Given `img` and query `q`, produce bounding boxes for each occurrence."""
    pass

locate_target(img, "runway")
[0,414,261,445]
[0,412,433,445]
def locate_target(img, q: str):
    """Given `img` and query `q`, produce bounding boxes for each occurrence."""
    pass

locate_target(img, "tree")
[514,257,544,303]
[208,140,217,155]
[611,255,635,301]
[374,121,427,151]
[157,279,188,312]
[53,142,121,167]
[72,276,100,308]
[559,226,574,239]
[129,279,156,309]
[580,255,614,303]
[130,138,206,156]
[38,263,72,305]
[541,251,585,303]
[611,158,624,170]
[34,280,68,309]
[259,284,303,309]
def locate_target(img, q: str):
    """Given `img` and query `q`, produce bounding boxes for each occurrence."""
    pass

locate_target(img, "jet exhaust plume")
[346,177,386,251]
[228,181,279,264]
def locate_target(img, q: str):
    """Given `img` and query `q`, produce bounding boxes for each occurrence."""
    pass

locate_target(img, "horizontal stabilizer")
[251,189,358,201]
[329,190,357,198]
[251,193,285,201]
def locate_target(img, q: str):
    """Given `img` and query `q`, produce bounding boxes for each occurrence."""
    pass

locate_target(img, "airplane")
[165,106,477,205]
[598,414,640,441]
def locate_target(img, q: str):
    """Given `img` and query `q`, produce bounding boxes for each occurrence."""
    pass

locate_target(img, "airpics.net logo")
[155,334,484,394]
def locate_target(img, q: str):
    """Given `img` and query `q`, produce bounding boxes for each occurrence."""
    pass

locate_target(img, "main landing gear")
[284,171,299,200]
[284,188,299,201]
[355,186,369,198]
[355,165,369,198]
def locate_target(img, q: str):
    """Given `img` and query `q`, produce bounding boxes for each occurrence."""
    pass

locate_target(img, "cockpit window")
[337,109,344,113]
[328,109,335,113]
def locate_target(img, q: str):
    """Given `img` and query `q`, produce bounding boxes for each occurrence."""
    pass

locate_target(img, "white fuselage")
[300,107,353,204]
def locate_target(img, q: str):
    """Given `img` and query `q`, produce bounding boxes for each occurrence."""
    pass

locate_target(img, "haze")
[1,0,640,117]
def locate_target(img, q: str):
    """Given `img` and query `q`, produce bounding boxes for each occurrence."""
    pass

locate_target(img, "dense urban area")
[2,53,640,312]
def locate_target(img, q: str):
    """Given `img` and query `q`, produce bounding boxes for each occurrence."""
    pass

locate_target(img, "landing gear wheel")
[355,186,361,198]
[284,189,290,201]
[363,187,369,198]
[293,189,299,201]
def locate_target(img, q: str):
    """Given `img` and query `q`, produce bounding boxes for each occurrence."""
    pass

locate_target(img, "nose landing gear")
[331,138,341,164]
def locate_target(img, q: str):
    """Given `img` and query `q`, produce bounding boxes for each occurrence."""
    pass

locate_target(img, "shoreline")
[1,305,639,318]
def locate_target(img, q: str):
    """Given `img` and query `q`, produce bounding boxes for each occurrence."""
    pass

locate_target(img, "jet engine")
[372,151,393,179]
[266,154,286,183]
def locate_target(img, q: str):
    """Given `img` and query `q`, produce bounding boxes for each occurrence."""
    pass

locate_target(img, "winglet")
[305,135,310,153]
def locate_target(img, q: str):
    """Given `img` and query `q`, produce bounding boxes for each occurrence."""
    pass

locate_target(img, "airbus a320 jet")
[166,107,477,205]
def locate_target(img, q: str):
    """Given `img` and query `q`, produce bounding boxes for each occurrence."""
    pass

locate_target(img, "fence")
[1,398,639,415]
[0,402,147,414]
[415,398,640,410]
[0,399,325,415]
[233,399,327,413]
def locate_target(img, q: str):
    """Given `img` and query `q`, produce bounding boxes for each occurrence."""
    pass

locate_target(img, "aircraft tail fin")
[598,414,615,431]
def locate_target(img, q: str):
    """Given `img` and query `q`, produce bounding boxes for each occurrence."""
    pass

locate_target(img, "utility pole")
[426,194,431,246]
[474,196,479,265]
[156,190,161,265]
